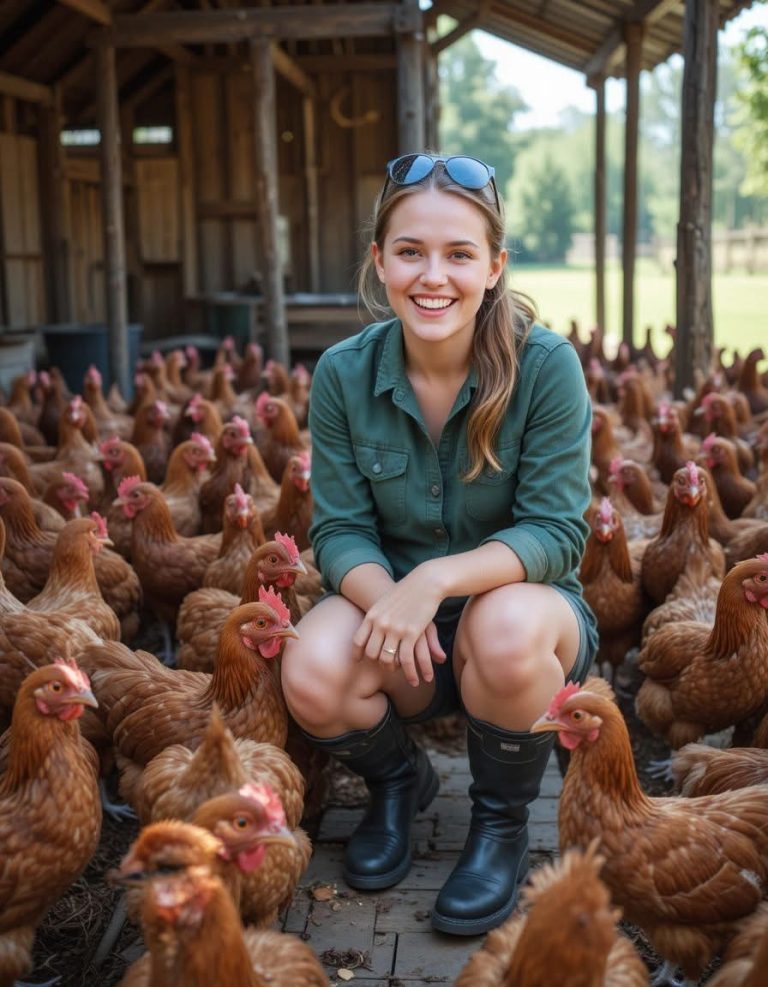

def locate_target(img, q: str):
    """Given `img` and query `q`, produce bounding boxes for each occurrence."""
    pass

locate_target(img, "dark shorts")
[401,590,594,726]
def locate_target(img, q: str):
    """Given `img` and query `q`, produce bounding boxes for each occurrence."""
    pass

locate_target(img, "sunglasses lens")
[444,157,492,190]
[388,154,437,185]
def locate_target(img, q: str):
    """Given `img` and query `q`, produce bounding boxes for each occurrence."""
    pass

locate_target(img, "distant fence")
[653,227,768,274]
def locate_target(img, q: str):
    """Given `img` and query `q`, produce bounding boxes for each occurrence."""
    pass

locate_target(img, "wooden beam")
[674,0,718,396]
[251,37,289,364]
[0,71,53,106]
[175,63,198,296]
[431,0,492,57]
[122,62,174,112]
[593,78,606,333]
[584,0,680,79]
[296,53,397,72]
[58,0,111,26]
[40,86,72,321]
[302,95,320,293]
[106,4,421,47]
[96,40,130,398]
[397,0,425,154]
[621,21,643,348]
[271,44,315,97]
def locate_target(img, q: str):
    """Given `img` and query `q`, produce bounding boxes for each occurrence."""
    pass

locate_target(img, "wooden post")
[40,85,72,321]
[594,76,606,334]
[674,0,718,397]
[397,0,425,153]
[96,39,130,397]
[423,43,439,152]
[251,37,288,364]
[302,95,320,293]
[175,63,199,296]
[621,21,642,351]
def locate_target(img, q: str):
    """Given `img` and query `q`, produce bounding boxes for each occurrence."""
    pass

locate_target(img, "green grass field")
[511,259,767,359]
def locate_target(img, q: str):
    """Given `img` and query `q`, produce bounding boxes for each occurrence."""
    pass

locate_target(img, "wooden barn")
[0,0,757,396]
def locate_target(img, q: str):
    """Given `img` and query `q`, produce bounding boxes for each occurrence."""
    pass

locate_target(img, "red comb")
[701,433,717,451]
[297,451,311,471]
[255,392,271,416]
[150,350,163,366]
[275,531,300,562]
[85,365,102,384]
[238,782,286,827]
[61,472,89,499]
[223,335,235,348]
[608,456,623,478]
[98,435,121,455]
[52,656,91,695]
[233,483,249,511]
[231,415,250,438]
[758,553,768,563]
[117,475,142,499]
[547,682,582,718]
[598,498,613,524]
[90,511,109,539]
[190,432,214,457]
[70,395,83,410]
[189,393,202,407]
[257,585,291,624]
[685,461,700,486]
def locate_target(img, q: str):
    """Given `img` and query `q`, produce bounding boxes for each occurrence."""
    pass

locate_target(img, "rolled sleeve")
[308,353,393,592]
[482,340,591,583]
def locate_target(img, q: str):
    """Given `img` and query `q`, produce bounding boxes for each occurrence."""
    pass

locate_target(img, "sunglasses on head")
[384,154,500,211]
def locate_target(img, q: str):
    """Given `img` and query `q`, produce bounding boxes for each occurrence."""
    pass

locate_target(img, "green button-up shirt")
[308,318,597,654]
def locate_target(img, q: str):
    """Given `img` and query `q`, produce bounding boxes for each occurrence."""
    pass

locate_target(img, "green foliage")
[437,26,527,196]
[734,26,768,197]
[511,154,576,262]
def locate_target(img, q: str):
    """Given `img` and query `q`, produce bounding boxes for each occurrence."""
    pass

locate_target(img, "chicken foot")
[99,778,136,822]
[646,756,674,783]
[649,959,697,987]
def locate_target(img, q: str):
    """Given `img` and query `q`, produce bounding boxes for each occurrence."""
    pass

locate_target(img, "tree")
[734,26,768,197]
[514,154,576,262]
[438,28,527,196]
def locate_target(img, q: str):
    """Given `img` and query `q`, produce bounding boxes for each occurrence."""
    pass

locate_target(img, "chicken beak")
[108,860,147,888]
[530,712,563,735]
[61,687,99,710]
[257,826,297,849]
[291,557,308,576]
[112,497,125,508]
[278,624,300,641]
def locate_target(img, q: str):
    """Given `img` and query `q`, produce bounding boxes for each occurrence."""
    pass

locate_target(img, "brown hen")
[454,841,647,987]
[0,661,101,987]
[533,683,768,983]
[636,554,768,748]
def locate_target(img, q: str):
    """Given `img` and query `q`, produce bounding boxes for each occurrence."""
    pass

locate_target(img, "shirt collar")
[373,319,478,398]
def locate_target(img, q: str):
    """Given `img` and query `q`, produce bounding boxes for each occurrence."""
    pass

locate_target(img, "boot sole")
[343,764,440,892]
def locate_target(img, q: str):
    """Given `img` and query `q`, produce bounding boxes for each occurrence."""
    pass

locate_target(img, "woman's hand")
[351,562,447,687]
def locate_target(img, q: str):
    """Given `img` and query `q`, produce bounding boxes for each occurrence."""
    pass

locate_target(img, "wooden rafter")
[584,0,680,79]
[57,0,111,26]
[0,69,52,105]
[103,3,421,46]
[431,0,493,56]
[271,44,315,97]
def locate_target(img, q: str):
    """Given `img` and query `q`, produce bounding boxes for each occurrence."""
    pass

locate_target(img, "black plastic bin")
[40,322,143,397]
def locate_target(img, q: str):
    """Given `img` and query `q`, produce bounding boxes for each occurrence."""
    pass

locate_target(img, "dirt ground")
[28,645,715,986]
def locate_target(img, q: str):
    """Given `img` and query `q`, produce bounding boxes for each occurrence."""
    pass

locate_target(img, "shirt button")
[372,462,382,475]
[433,526,445,537]
[430,484,440,497]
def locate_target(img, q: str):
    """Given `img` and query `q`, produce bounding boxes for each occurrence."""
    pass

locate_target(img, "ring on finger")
[381,646,397,655]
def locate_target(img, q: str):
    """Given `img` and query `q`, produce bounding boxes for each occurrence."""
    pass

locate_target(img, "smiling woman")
[280,151,598,937]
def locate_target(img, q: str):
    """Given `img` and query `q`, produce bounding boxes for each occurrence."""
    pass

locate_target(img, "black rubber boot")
[431,714,555,936]
[304,703,439,890]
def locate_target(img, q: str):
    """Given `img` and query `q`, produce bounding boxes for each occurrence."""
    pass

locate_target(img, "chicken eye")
[571,710,583,721]
[255,618,267,629]
[268,555,278,565]
[51,681,62,692]
[234,816,249,829]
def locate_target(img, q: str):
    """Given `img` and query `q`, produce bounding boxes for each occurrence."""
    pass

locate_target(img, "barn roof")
[0,0,757,123]
[435,0,757,78]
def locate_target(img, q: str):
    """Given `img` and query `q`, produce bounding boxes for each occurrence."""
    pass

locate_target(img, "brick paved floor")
[284,744,563,985]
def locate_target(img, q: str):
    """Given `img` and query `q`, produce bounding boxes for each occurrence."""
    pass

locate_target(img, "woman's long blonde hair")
[358,157,536,480]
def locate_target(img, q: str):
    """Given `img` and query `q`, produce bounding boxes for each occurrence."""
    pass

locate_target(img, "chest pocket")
[465,441,521,521]
[354,443,409,529]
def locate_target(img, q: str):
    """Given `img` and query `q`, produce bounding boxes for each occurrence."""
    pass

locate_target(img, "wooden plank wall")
[0,133,45,327]
[67,169,105,324]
